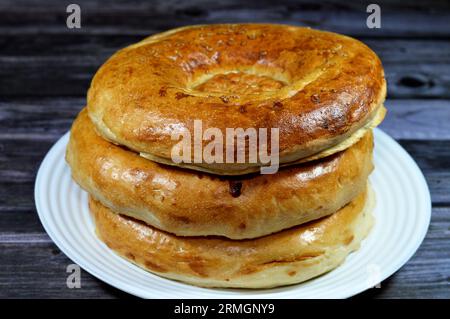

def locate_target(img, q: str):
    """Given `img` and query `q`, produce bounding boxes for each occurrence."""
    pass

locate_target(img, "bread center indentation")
[192,72,287,95]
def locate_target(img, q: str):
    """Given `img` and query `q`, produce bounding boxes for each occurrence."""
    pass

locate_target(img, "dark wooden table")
[1,0,449,298]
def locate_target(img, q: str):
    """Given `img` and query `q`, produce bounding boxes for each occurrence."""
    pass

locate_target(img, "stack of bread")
[66,24,386,288]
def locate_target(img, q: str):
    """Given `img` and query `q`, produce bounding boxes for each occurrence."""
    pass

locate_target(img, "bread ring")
[90,186,374,288]
[87,24,386,175]
[66,109,373,239]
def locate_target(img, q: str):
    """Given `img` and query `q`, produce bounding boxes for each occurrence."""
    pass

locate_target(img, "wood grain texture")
[0,0,448,37]
[1,38,449,98]
[0,0,449,298]
[2,98,449,140]
[0,206,448,299]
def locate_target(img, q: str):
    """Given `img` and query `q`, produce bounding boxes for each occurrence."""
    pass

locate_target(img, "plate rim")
[34,128,431,299]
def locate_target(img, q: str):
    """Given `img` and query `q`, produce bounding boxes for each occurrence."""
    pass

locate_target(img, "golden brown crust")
[90,187,374,288]
[87,24,386,174]
[66,109,374,239]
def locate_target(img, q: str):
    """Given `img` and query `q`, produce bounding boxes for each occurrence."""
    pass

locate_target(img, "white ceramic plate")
[35,128,431,299]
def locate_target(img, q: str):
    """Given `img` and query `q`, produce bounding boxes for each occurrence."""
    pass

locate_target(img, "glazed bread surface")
[87,24,386,174]
[66,109,374,239]
[90,187,374,288]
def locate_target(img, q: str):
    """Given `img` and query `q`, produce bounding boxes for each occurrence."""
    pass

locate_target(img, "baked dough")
[66,109,374,239]
[87,24,386,175]
[90,186,374,288]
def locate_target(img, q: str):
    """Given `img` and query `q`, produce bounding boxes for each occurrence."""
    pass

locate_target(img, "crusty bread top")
[87,24,385,174]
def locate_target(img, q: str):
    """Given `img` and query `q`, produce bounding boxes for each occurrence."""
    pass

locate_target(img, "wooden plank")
[0,97,83,139]
[1,206,448,298]
[0,242,132,298]
[0,0,448,38]
[380,100,450,141]
[1,170,448,233]
[0,137,449,234]
[0,162,448,216]
[2,35,450,62]
[0,208,45,235]
[1,37,449,97]
[1,98,450,140]
[0,233,51,244]
[0,0,448,300]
